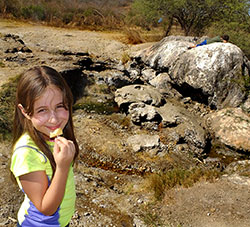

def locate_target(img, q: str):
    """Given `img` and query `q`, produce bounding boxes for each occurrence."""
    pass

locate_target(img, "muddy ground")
[0,19,249,227]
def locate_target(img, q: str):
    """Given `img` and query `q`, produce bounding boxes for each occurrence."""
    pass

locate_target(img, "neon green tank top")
[10,133,76,227]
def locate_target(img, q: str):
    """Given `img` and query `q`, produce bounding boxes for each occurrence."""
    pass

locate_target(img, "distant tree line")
[0,0,131,29]
[0,0,249,57]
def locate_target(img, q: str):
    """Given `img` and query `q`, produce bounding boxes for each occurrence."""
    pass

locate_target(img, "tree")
[207,0,250,58]
[128,0,160,28]
[129,0,250,36]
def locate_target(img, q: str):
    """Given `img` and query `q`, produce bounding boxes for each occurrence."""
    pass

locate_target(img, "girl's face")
[20,85,69,140]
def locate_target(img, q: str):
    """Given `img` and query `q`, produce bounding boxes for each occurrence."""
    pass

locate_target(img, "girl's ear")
[18,104,31,120]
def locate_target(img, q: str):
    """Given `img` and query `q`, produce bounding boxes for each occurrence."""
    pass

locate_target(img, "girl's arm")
[19,137,75,216]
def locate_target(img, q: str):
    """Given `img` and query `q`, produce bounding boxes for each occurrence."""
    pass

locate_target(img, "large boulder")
[206,108,250,153]
[135,36,250,109]
[136,36,193,70]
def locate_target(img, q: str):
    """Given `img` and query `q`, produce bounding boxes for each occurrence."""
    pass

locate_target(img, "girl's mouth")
[48,125,61,131]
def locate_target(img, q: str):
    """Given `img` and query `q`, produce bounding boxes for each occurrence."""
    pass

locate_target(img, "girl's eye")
[57,104,65,109]
[37,109,46,113]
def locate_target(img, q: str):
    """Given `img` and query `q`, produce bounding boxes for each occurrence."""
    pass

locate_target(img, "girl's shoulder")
[14,133,37,148]
[13,133,47,163]
[10,133,52,186]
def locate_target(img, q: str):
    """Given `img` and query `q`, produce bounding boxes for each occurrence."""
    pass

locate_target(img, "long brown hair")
[12,66,79,176]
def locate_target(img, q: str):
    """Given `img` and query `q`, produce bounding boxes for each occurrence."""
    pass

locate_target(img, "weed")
[140,205,166,226]
[91,84,110,94]
[73,100,119,115]
[142,211,165,226]
[21,5,46,21]
[0,61,5,67]
[124,183,134,195]
[0,75,20,141]
[123,27,144,44]
[120,116,131,129]
[121,52,131,64]
[145,167,221,201]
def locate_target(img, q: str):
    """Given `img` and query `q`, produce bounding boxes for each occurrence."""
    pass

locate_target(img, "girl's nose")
[48,110,58,123]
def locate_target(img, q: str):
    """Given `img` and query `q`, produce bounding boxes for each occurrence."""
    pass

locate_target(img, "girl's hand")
[53,137,75,169]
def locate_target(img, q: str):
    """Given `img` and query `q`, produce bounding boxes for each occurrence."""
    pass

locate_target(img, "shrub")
[0,0,128,30]
[62,12,74,24]
[21,5,46,21]
[123,27,144,44]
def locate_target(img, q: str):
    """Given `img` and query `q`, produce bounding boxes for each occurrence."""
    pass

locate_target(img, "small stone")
[84,212,91,216]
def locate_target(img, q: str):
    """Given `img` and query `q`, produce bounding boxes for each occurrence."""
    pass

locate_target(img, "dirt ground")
[0,19,249,227]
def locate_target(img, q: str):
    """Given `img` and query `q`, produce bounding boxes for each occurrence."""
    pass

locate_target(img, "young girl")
[10,66,79,227]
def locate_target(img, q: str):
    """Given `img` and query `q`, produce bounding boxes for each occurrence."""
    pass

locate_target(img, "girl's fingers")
[54,136,68,145]
[54,137,75,154]
[53,140,59,153]
[53,137,75,167]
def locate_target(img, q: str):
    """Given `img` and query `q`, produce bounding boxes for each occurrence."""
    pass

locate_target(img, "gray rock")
[127,134,160,152]
[149,72,182,97]
[224,160,250,176]
[141,68,157,82]
[242,95,250,113]
[158,101,208,155]
[136,37,249,109]
[157,102,183,127]
[103,70,131,88]
[206,108,250,152]
[128,102,161,124]
[136,39,191,69]
[114,84,165,109]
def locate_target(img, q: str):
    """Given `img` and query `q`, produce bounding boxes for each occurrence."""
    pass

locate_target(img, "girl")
[10,66,79,226]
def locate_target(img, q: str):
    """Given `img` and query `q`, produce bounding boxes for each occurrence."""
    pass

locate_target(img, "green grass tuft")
[73,100,119,115]
[146,167,221,201]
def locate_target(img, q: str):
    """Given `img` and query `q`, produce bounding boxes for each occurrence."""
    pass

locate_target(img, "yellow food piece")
[50,128,63,138]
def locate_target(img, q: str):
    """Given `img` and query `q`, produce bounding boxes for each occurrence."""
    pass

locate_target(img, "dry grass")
[123,27,144,44]
[144,167,221,201]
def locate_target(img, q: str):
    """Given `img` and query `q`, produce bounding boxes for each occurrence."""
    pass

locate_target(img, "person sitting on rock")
[188,34,229,49]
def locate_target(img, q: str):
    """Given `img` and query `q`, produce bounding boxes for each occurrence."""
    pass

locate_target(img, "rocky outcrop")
[134,36,250,109]
[114,85,208,156]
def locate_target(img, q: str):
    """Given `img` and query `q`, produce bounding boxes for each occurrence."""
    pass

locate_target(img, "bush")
[21,5,46,21]
[62,12,74,24]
